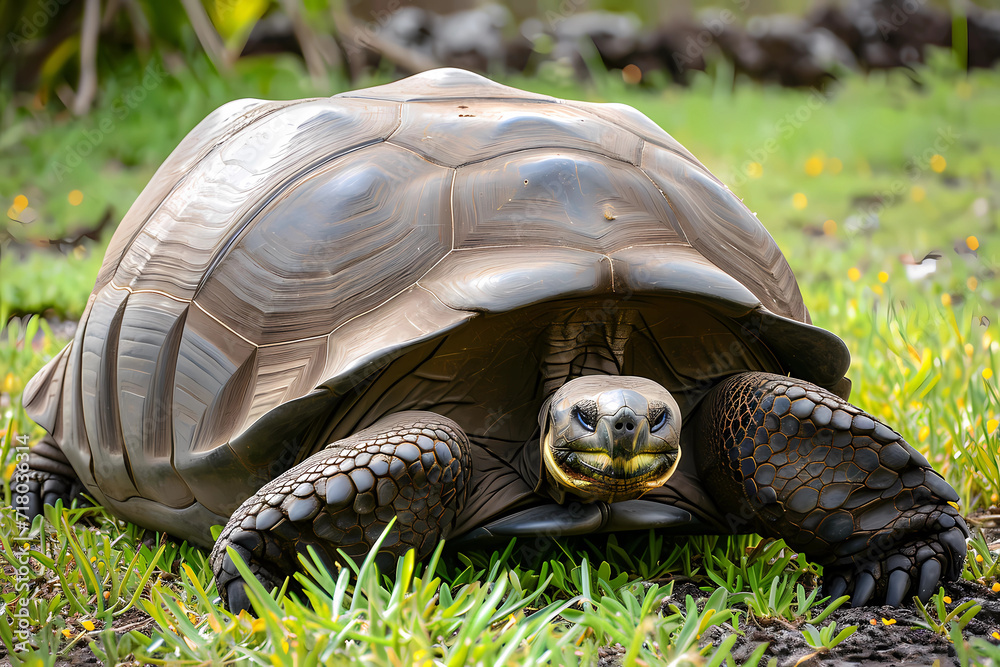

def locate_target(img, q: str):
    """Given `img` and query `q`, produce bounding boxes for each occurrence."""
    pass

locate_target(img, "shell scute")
[97,98,299,289]
[113,98,400,301]
[452,150,685,253]
[389,100,642,167]
[640,143,806,321]
[195,144,452,346]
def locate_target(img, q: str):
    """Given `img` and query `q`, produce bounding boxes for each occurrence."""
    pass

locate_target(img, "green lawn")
[3,51,1000,665]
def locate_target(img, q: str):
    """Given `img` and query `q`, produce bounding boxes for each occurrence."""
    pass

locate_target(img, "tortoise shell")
[24,69,849,545]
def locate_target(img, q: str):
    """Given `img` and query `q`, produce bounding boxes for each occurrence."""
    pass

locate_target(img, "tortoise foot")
[695,372,969,607]
[210,411,471,613]
[14,436,86,520]
[823,522,968,606]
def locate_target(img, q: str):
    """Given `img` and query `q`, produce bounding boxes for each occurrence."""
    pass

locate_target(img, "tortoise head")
[539,376,681,504]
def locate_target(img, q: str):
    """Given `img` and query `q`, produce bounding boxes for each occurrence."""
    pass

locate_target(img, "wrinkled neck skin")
[539,316,631,399]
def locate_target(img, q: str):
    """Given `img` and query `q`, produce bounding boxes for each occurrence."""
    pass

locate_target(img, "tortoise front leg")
[210,411,471,613]
[694,372,969,607]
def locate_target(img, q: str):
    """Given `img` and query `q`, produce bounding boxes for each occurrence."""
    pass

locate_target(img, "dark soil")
[716,578,1000,667]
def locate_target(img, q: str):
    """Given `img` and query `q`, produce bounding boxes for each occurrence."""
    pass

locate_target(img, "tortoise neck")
[539,311,637,398]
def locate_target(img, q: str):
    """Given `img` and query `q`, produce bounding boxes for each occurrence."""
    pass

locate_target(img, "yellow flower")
[968,277,979,291]
[823,219,837,236]
[792,193,808,210]
[944,596,952,603]
[942,293,952,307]
[930,154,947,173]
[985,369,994,381]
[989,419,999,433]
[62,628,73,638]
[994,631,1000,641]
[910,185,926,202]
[68,190,84,206]
[872,284,884,296]
[878,271,889,284]
[967,235,980,251]
[804,157,824,176]
[882,618,896,625]
[747,162,763,179]
[82,620,95,631]
[992,582,1000,593]
[919,426,930,442]
[965,343,975,357]
[12,194,28,212]
[848,267,861,282]
[2,373,21,393]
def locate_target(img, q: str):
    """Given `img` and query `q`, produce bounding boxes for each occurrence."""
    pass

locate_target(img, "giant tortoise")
[20,68,968,613]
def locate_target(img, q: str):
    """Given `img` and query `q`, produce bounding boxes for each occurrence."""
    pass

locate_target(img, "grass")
[3,48,1000,664]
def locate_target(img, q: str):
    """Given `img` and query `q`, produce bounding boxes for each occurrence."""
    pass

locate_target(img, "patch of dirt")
[967,508,1000,544]
[597,643,627,666]
[54,643,103,666]
[3,604,156,666]
[720,579,1000,667]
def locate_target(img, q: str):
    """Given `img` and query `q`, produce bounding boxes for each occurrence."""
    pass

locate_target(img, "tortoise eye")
[649,402,669,432]
[574,400,598,431]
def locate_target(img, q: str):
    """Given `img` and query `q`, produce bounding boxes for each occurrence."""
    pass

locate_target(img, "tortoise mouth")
[543,442,680,503]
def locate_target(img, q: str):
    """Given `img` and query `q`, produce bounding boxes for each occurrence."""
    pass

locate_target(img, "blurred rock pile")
[243,0,1000,87]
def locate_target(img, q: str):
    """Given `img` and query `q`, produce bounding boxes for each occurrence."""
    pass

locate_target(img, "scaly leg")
[695,372,968,606]
[211,411,471,613]
[15,435,86,520]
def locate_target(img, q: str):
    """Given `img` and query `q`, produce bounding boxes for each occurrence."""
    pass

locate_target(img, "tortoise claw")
[226,579,253,616]
[940,528,968,579]
[917,558,942,603]
[23,478,43,522]
[851,571,876,607]
[885,569,910,607]
[825,575,848,601]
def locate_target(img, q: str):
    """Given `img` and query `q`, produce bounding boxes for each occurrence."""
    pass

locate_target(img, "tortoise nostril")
[626,422,634,431]
[615,422,623,430]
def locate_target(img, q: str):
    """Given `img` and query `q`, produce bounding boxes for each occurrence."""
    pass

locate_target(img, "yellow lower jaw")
[542,432,681,501]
